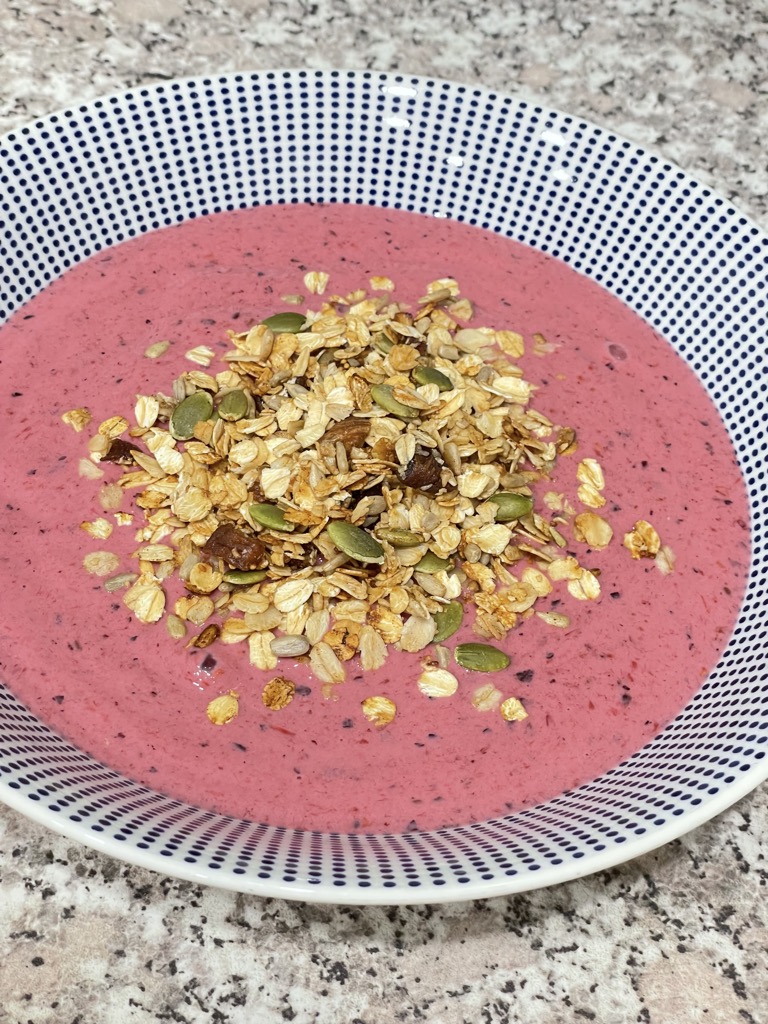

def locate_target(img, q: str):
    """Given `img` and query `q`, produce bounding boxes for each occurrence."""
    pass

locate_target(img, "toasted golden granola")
[77,275,672,725]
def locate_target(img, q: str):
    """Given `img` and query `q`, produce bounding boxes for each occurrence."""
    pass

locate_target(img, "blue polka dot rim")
[1,69,767,904]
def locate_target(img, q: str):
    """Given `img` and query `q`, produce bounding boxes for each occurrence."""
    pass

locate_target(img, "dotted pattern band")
[1,70,766,903]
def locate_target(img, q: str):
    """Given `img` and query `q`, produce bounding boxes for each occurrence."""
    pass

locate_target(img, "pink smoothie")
[0,204,750,832]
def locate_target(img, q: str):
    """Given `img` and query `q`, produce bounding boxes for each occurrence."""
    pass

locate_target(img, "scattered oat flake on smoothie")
[361,695,397,727]
[206,690,240,725]
[62,407,92,432]
[623,519,662,560]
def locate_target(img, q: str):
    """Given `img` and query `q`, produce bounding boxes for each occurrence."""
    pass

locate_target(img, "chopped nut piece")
[321,417,371,450]
[262,676,296,710]
[206,690,239,725]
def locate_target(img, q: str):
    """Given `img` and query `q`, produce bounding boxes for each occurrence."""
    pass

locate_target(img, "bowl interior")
[1,69,767,903]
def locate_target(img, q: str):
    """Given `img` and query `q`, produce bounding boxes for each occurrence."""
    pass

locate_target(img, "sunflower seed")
[270,634,311,658]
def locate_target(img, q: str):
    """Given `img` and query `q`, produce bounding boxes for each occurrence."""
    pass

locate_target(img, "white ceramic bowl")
[1,70,766,904]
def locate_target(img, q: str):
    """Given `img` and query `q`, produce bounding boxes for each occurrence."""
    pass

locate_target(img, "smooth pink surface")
[0,204,749,832]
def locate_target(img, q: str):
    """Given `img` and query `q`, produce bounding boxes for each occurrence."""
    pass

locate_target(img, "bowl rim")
[1,66,766,904]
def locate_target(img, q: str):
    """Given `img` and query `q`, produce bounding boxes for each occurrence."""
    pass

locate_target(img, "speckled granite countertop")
[2,2,767,1022]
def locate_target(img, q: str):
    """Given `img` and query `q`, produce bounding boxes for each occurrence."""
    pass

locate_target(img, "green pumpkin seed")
[373,332,393,354]
[370,383,419,421]
[488,492,535,522]
[412,365,453,392]
[217,389,249,422]
[432,600,464,643]
[170,390,214,441]
[454,642,511,673]
[415,552,454,574]
[327,521,385,563]
[222,569,268,585]
[375,527,425,548]
[261,311,307,333]
[249,502,295,532]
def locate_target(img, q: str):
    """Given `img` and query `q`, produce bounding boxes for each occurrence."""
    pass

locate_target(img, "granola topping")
[77,275,673,727]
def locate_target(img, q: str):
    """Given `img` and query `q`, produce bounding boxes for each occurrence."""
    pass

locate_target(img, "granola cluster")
[72,274,672,723]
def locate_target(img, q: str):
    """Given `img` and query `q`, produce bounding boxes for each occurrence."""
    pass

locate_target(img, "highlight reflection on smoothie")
[0,204,749,833]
